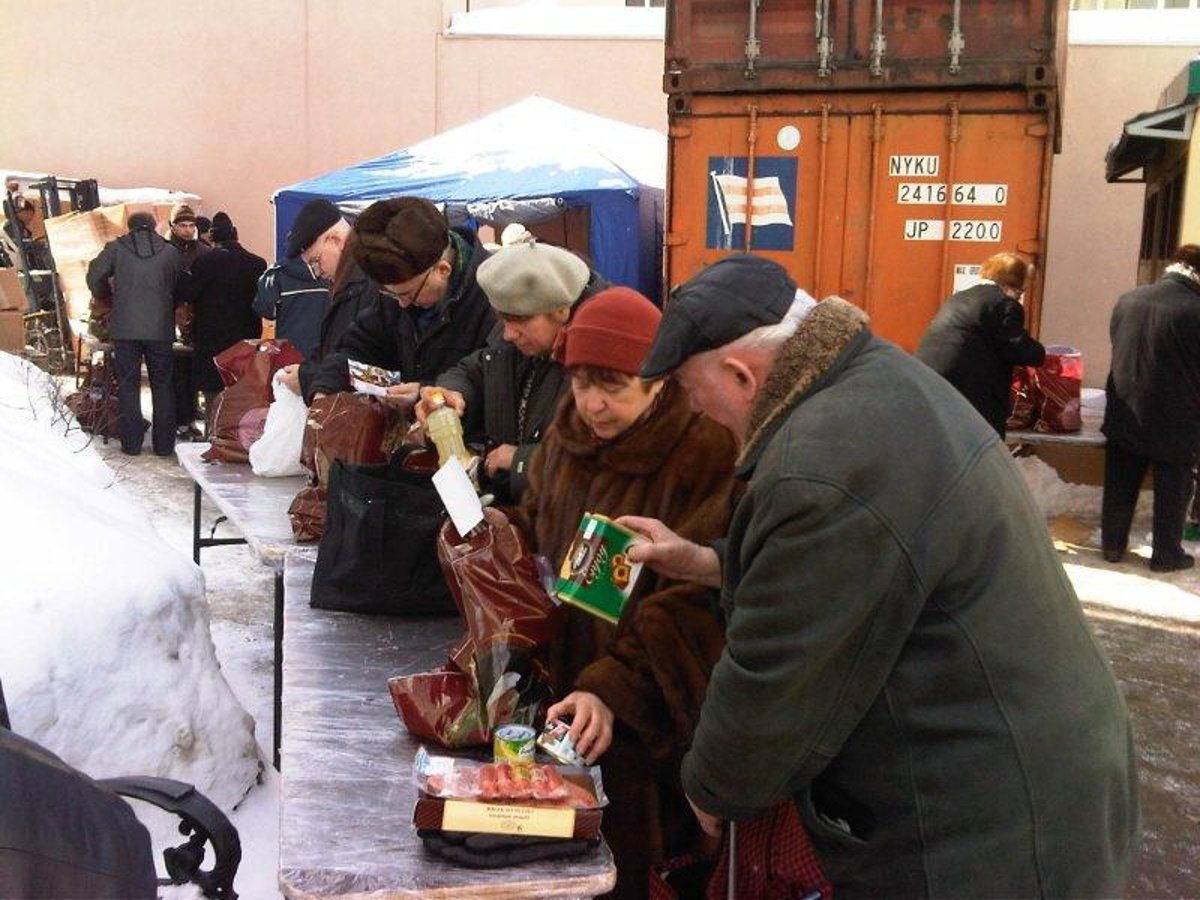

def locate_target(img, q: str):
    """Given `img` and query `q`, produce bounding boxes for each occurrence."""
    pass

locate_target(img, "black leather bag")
[311,447,454,615]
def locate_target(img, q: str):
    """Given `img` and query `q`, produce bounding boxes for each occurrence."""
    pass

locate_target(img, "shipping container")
[665,89,1057,349]
[665,0,1067,97]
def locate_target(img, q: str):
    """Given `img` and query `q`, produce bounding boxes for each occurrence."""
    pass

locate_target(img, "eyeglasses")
[382,265,433,305]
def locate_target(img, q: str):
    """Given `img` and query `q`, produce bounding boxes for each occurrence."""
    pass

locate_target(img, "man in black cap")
[86,212,184,455]
[255,199,341,362]
[619,255,1139,899]
[300,196,495,404]
[176,211,266,423]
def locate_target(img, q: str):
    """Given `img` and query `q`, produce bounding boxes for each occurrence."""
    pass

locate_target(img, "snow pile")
[1014,454,1106,519]
[0,353,260,808]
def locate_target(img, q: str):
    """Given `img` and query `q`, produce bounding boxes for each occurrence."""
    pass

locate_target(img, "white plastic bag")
[249,376,309,477]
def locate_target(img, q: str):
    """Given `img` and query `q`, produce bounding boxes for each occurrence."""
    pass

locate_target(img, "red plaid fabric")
[649,801,831,900]
[708,801,831,900]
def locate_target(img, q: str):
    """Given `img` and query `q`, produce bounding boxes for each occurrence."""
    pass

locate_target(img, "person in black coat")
[175,215,267,406]
[301,197,496,405]
[1101,244,1200,572]
[915,252,1045,437]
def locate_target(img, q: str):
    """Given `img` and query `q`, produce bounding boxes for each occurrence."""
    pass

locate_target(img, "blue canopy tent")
[272,97,666,301]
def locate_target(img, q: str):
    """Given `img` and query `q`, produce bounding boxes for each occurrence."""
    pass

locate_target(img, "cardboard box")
[0,268,25,311]
[0,309,24,354]
[413,791,604,840]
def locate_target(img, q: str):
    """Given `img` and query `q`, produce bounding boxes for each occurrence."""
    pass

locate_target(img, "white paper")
[432,455,484,535]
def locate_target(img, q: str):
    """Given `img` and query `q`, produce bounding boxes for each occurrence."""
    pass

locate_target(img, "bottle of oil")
[425,390,472,468]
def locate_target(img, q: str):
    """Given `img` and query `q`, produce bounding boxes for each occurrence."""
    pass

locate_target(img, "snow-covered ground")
[0,354,278,898]
[2,351,1196,898]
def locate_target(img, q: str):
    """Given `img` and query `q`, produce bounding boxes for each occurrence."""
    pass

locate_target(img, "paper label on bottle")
[441,800,576,838]
[432,456,483,535]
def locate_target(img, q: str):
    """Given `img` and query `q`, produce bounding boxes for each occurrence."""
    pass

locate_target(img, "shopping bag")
[388,509,562,748]
[204,339,303,464]
[437,509,562,732]
[1033,345,1082,433]
[311,447,453,615]
[1006,366,1040,432]
[287,393,393,541]
[248,375,309,476]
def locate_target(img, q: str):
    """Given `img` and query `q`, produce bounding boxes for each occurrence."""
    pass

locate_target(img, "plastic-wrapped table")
[177,442,315,769]
[279,554,616,898]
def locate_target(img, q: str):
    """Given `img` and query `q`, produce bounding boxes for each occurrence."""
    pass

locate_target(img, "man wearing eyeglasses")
[301,197,495,408]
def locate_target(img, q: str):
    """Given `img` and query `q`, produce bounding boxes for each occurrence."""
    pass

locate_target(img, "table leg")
[193,482,202,564]
[274,568,283,772]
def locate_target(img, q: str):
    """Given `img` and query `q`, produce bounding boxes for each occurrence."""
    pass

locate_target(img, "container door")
[666,92,1054,350]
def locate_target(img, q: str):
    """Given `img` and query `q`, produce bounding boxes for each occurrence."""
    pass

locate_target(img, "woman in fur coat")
[515,286,740,899]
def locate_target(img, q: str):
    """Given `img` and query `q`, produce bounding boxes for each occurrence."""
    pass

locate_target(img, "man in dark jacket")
[86,213,184,456]
[255,199,342,361]
[175,213,266,413]
[301,197,495,405]
[621,256,1139,899]
[1101,244,1200,572]
[915,251,1045,436]
[417,237,606,503]
[167,204,211,435]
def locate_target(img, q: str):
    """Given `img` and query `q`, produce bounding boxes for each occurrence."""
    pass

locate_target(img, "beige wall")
[0,1,444,261]
[1041,43,1199,385]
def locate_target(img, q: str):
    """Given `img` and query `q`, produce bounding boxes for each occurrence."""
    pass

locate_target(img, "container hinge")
[947,0,965,75]
[744,0,762,80]
[1025,122,1050,138]
[668,124,692,140]
[664,232,689,248]
[869,0,887,77]
[816,0,834,78]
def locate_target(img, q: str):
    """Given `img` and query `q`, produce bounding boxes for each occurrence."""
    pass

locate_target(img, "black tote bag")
[311,448,454,615]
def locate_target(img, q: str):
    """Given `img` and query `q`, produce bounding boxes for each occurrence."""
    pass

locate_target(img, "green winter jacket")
[682,298,1139,899]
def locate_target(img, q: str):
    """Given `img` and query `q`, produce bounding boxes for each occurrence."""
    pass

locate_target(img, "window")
[1071,0,1198,9]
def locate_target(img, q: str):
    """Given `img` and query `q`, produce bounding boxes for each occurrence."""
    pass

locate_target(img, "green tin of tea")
[554,512,643,623]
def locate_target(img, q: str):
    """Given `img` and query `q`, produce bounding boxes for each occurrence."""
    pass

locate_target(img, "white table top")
[278,554,616,899]
[177,443,315,569]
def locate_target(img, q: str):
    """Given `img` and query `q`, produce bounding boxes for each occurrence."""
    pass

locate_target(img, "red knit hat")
[561,287,662,375]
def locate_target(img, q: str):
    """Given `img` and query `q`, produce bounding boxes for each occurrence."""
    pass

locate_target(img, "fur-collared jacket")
[515,380,739,898]
[682,298,1138,899]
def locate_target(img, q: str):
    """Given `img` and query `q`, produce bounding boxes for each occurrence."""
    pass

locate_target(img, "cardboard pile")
[0,268,24,353]
[44,203,182,324]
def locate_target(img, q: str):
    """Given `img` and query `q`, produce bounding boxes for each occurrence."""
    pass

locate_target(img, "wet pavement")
[1087,608,1200,898]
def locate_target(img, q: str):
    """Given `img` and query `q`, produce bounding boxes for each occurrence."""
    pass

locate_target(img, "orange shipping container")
[665,0,1066,96]
[665,89,1056,350]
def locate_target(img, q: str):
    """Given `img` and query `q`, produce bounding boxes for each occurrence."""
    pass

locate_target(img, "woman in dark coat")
[514,287,740,899]
[916,251,1045,436]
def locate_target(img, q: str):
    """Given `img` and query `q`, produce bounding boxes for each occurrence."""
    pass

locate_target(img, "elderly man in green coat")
[621,255,1139,898]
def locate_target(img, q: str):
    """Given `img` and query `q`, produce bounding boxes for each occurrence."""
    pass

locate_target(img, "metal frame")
[191,482,284,771]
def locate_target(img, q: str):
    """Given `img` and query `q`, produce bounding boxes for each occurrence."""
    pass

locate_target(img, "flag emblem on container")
[706,156,797,252]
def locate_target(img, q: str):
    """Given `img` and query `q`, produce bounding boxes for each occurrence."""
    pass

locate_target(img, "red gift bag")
[204,339,303,463]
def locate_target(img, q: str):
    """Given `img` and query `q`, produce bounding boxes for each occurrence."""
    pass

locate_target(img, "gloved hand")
[418,829,599,868]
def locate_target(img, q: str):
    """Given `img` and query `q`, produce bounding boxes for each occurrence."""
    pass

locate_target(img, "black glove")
[418,829,599,868]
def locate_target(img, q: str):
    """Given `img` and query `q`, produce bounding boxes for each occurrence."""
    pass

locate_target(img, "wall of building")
[0,0,443,262]
[1040,40,1199,385]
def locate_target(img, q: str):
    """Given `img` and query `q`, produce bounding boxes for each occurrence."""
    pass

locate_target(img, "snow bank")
[0,353,260,808]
